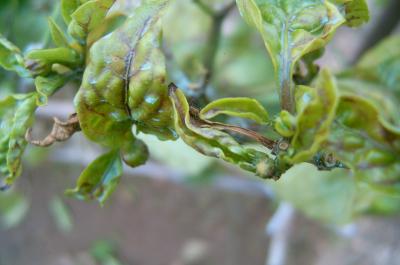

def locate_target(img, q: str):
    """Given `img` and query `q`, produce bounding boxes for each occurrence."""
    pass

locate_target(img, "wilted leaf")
[66,150,123,205]
[200,97,269,124]
[0,94,38,188]
[0,35,30,77]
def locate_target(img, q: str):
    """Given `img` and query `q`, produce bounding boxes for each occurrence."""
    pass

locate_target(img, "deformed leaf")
[0,93,38,188]
[68,0,116,43]
[200,97,269,124]
[169,85,279,179]
[75,0,176,150]
[288,69,339,162]
[326,94,400,187]
[341,0,370,27]
[0,35,30,77]
[236,0,345,111]
[35,74,68,105]
[66,150,123,205]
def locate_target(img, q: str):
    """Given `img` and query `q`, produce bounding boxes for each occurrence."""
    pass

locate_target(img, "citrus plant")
[0,0,399,206]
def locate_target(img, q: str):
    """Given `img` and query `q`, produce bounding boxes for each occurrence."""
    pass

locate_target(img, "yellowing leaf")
[200,97,269,124]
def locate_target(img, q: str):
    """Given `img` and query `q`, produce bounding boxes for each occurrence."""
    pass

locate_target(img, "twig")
[192,1,236,100]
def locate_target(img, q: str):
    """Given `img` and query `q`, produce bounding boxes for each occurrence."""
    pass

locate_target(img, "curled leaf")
[68,0,116,43]
[169,84,280,179]
[0,93,38,187]
[199,97,269,124]
[326,94,400,187]
[66,150,123,205]
[289,69,339,162]
[236,0,345,111]
[75,0,176,150]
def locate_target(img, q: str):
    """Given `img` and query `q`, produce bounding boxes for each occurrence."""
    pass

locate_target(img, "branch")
[192,1,236,101]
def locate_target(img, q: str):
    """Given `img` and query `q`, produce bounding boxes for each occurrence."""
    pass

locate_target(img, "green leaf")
[26,47,80,67]
[199,97,269,124]
[68,0,116,43]
[48,17,70,47]
[75,1,176,150]
[0,93,38,187]
[0,35,30,77]
[120,134,149,168]
[355,35,400,94]
[35,74,68,106]
[326,93,400,187]
[342,0,370,27]
[169,86,279,178]
[288,69,339,162]
[66,150,123,205]
[61,0,81,25]
[236,0,345,111]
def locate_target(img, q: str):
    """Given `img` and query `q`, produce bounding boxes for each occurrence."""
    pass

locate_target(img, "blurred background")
[1,0,400,264]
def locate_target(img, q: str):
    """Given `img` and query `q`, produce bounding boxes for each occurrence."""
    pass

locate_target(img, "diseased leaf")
[75,1,176,150]
[35,74,68,105]
[169,85,279,179]
[0,35,30,77]
[0,93,38,188]
[48,18,70,47]
[341,0,370,27]
[68,0,116,43]
[326,94,400,187]
[289,69,339,162]
[236,0,345,111]
[200,97,269,124]
[66,150,123,205]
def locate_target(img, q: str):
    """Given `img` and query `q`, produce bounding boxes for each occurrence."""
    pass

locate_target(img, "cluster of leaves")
[0,0,399,212]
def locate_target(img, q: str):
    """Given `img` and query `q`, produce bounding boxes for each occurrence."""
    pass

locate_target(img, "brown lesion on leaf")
[25,113,81,147]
